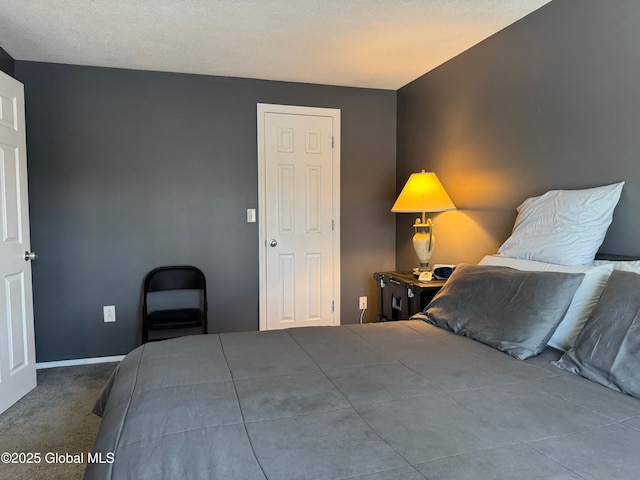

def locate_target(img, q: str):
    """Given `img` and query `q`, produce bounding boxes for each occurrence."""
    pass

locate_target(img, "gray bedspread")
[86,321,640,480]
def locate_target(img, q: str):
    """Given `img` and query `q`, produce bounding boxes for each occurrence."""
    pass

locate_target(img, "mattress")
[86,321,640,479]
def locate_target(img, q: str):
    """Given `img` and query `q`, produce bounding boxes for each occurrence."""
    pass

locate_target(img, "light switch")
[103,305,116,323]
[247,209,256,223]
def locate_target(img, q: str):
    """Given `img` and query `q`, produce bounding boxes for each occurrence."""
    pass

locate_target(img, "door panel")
[258,105,340,330]
[0,71,36,415]
[6,272,27,369]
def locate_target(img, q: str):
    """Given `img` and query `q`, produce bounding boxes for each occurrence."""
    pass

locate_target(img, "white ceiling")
[0,0,551,90]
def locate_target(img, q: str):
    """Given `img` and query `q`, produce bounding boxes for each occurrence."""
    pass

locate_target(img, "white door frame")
[257,103,340,331]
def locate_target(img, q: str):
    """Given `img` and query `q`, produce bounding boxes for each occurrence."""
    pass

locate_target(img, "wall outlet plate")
[359,296,367,310]
[103,305,116,323]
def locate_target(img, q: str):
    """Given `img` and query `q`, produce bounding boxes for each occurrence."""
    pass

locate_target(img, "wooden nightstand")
[373,271,446,322]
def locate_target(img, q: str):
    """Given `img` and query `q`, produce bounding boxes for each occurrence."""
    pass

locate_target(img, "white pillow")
[479,255,613,352]
[497,182,624,266]
[593,259,640,274]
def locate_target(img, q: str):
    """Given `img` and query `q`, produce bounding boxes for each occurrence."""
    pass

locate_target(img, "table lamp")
[391,170,456,272]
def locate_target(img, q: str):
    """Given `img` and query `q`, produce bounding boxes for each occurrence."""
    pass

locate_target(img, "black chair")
[142,266,208,343]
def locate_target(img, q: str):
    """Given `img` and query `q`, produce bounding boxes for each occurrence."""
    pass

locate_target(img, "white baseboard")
[36,355,125,370]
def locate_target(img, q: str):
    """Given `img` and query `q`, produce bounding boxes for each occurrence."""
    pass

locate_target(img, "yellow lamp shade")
[391,170,456,213]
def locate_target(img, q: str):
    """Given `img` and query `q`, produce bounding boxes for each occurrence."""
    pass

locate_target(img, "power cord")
[359,308,366,324]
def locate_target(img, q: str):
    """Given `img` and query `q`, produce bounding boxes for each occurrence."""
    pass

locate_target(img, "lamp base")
[412,218,434,272]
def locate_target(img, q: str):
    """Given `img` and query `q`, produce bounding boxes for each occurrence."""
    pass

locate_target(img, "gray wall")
[396,0,640,270]
[0,45,14,77]
[17,62,396,362]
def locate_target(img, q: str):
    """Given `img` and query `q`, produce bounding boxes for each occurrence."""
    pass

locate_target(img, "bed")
[86,183,640,479]
[86,314,640,479]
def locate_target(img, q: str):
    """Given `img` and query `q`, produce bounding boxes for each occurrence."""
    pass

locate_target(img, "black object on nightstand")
[373,271,445,322]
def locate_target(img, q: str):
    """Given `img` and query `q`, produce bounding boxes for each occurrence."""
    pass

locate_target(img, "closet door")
[258,104,341,331]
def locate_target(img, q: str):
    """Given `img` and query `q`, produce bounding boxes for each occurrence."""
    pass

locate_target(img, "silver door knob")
[269,239,278,247]
[24,251,38,261]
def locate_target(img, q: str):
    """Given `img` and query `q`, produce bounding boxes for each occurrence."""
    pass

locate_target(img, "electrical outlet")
[103,305,116,323]
[359,296,367,310]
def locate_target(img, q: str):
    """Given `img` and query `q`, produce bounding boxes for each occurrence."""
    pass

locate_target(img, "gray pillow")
[554,270,640,397]
[423,264,584,359]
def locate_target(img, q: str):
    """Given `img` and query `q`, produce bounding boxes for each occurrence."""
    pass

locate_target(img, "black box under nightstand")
[373,271,446,322]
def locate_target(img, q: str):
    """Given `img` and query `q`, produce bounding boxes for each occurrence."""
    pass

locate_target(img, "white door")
[0,70,36,415]
[258,104,340,330]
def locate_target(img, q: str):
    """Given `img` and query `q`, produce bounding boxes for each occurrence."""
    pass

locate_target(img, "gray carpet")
[0,362,117,480]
